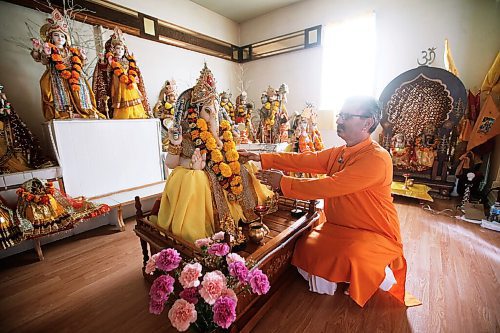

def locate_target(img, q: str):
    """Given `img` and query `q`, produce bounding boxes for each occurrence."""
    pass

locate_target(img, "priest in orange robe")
[240,96,407,307]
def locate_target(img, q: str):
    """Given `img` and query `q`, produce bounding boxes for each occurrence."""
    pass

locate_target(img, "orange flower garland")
[313,129,325,150]
[49,44,82,92]
[263,101,280,127]
[187,108,243,199]
[221,101,235,122]
[16,181,55,205]
[298,134,314,153]
[107,52,138,90]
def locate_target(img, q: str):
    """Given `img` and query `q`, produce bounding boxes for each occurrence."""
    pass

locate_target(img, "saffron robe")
[261,137,407,307]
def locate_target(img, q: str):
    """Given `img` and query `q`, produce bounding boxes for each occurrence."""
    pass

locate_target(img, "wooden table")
[133,196,321,332]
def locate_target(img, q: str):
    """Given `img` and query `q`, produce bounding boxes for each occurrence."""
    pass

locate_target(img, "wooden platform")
[133,196,321,332]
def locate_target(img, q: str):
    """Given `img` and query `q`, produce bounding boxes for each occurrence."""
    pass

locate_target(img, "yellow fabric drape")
[156,162,273,244]
[111,78,148,119]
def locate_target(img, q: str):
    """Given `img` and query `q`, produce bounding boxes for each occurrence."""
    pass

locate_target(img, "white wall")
[240,0,500,145]
[0,1,239,153]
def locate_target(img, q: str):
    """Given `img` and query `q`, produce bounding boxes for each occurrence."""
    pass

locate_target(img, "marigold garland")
[107,52,138,90]
[187,109,243,199]
[236,104,252,125]
[313,129,325,150]
[263,101,280,127]
[221,101,235,122]
[48,44,82,92]
[298,134,315,153]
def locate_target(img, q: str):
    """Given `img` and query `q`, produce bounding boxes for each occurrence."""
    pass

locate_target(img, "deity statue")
[235,91,256,142]
[153,80,178,151]
[219,91,236,123]
[157,64,273,244]
[15,178,110,237]
[93,27,151,119]
[276,83,291,143]
[390,133,411,169]
[30,9,104,121]
[154,80,177,120]
[290,104,324,154]
[257,86,278,143]
[412,125,439,171]
[257,84,290,143]
[0,200,23,250]
[0,84,54,174]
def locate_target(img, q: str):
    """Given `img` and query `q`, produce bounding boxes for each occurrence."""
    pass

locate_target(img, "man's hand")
[256,169,283,192]
[238,149,261,162]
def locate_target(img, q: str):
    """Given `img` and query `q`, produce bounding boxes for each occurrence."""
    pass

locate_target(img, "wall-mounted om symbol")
[417,47,436,66]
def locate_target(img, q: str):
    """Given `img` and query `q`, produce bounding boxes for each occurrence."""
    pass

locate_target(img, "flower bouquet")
[147,231,271,332]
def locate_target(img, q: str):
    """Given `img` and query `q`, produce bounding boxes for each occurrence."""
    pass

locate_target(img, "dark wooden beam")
[5,0,321,62]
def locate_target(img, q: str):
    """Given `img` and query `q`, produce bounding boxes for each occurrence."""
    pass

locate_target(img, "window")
[320,13,376,112]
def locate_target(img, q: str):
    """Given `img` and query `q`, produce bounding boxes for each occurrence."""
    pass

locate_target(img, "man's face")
[336,102,372,142]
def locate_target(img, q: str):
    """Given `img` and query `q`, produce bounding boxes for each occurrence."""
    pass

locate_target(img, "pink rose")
[229,261,249,283]
[149,274,175,302]
[168,299,197,332]
[149,299,165,315]
[179,263,202,288]
[208,243,230,257]
[156,248,181,272]
[213,296,237,329]
[226,253,245,265]
[194,237,213,248]
[199,271,227,305]
[248,268,270,295]
[212,231,225,240]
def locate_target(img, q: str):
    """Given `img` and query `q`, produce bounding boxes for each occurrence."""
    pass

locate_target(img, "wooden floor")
[0,198,499,333]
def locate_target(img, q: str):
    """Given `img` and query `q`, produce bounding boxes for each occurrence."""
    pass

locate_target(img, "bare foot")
[191,148,206,170]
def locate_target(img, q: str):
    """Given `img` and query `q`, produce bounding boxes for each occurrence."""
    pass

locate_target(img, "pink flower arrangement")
[208,243,230,256]
[147,232,271,331]
[229,261,249,283]
[226,252,245,265]
[199,271,227,305]
[168,299,197,332]
[150,274,175,302]
[194,237,212,248]
[179,263,202,288]
[248,268,271,295]
[155,248,182,272]
[213,296,237,329]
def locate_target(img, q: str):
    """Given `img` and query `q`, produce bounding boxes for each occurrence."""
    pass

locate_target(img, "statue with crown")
[234,91,256,143]
[154,64,273,245]
[154,80,178,151]
[257,84,290,143]
[30,9,105,121]
[92,27,151,119]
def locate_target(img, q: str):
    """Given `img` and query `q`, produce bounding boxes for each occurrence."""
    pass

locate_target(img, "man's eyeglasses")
[336,113,372,121]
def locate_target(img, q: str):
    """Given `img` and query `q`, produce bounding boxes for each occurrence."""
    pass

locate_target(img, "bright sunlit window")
[320,13,376,112]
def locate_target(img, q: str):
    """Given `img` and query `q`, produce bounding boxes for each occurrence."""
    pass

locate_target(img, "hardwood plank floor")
[0,198,499,333]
